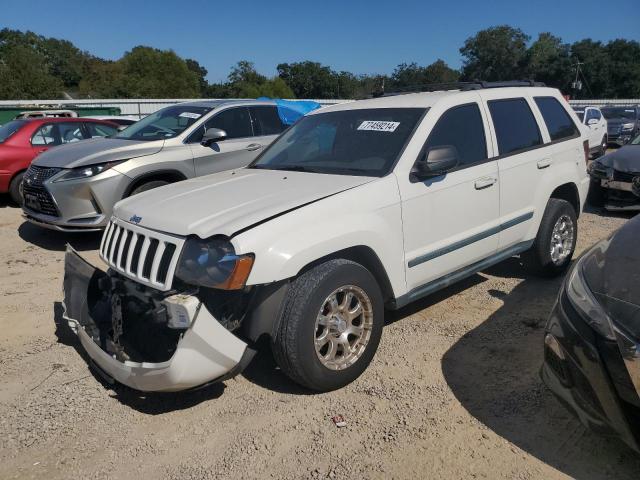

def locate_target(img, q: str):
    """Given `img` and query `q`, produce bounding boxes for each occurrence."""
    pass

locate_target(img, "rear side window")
[85,122,118,138]
[250,106,285,136]
[488,98,542,155]
[535,97,579,141]
[0,120,25,143]
[422,103,487,167]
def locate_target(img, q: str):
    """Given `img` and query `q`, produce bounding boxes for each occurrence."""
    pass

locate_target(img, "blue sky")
[3,0,639,82]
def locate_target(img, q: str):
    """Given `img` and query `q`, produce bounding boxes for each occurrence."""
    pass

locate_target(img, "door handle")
[474,176,497,190]
[246,143,263,152]
[537,158,552,169]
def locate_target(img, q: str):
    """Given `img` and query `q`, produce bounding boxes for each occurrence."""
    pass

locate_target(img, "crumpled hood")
[113,168,374,238]
[597,146,640,173]
[583,214,640,337]
[33,137,164,168]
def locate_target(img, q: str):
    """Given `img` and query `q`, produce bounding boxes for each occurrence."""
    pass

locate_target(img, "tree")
[0,44,63,99]
[277,61,340,99]
[605,40,640,98]
[460,26,530,81]
[186,59,209,95]
[223,61,294,98]
[524,33,572,90]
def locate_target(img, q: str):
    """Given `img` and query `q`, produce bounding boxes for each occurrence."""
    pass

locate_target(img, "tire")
[128,180,169,197]
[272,259,384,392]
[9,171,25,206]
[586,178,605,207]
[523,198,577,277]
[600,136,608,157]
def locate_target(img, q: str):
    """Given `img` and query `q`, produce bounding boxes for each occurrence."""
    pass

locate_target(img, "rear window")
[488,98,542,155]
[0,120,26,143]
[535,97,579,141]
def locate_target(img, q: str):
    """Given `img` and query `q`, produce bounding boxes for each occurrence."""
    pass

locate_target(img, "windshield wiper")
[254,165,324,173]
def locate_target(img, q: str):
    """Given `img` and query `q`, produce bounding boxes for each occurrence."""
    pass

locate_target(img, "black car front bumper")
[541,287,640,451]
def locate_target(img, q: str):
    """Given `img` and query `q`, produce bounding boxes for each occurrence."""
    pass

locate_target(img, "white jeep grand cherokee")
[63,82,590,392]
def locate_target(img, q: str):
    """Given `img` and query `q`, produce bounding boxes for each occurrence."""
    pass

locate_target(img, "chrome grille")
[24,165,61,187]
[99,218,184,291]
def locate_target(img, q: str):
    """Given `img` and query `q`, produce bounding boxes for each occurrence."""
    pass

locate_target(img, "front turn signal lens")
[218,255,254,290]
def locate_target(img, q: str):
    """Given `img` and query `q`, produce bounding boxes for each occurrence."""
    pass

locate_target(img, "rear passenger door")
[188,107,259,177]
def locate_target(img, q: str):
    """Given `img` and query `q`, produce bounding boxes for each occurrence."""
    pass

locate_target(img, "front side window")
[189,107,253,143]
[0,120,26,143]
[250,108,425,177]
[535,97,579,141]
[86,123,118,138]
[116,105,212,141]
[488,98,542,155]
[250,106,285,136]
[421,103,487,168]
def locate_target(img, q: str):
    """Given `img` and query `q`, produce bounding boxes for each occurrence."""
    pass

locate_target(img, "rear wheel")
[599,136,608,157]
[8,171,24,206]
[128,180,169,197]
[523,198,577,277]
[272,259,384,391]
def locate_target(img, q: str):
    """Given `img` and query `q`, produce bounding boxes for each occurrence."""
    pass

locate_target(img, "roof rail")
[373,80,547,98]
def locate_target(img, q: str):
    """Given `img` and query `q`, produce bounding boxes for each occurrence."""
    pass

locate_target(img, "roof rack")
[372,80,546,98]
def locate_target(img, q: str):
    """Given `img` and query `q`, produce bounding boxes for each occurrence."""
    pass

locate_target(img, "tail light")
[583,140,589,168]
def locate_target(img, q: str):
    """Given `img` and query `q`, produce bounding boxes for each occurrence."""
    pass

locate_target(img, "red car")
[0,117,119,204]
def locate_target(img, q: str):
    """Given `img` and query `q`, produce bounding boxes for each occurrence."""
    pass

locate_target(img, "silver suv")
[22,100,306,232]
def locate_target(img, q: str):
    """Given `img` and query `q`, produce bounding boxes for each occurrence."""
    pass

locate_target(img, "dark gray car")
[21,100,294,232]
[542,214,640,452]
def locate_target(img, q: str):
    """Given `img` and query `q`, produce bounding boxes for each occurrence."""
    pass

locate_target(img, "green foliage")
[0,27,638,100]
[460,25,530,81]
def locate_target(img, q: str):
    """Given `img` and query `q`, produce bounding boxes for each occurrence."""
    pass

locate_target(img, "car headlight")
[175,236,254,290]
[53,161,124,182]
[588,161,613,180]
[622,123,635,131]
[565,251,615,340]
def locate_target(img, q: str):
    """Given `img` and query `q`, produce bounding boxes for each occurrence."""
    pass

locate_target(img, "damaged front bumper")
[62,247,254,392]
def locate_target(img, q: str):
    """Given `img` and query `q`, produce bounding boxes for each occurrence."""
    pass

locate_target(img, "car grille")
[100,218,185,291]
[24,165,61,187]
[22,185,60,216]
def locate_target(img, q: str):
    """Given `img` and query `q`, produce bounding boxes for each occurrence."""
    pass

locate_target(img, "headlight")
[622,123,635,131]
[588,161,613,180]
[175,237,254,290]
[53,161,124,182]
[565,252,615,340]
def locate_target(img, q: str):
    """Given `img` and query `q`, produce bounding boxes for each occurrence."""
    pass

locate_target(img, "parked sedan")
[542,214,640,452]
[22,99,319,232]
[0,117,119,205]
[588,134,640,211]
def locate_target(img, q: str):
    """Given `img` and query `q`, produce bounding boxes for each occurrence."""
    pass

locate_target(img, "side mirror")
[587,118,598,126]
[201,128,227,146]
[412,145,459,180]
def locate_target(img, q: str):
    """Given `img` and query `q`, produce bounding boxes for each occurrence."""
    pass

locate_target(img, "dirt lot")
[1,198,639,480]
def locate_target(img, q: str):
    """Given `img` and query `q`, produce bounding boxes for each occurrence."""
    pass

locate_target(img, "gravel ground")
[1,197,639,480]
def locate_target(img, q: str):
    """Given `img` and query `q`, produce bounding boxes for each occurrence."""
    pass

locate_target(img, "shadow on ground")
[52,302,225,414]
[18,221,101,251]
[441,258,640,479]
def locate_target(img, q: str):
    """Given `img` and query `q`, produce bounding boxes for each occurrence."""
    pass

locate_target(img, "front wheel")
[523,198,577,277]
[272,259,384,391]
[9,171,24,206]
[128,180,169,197]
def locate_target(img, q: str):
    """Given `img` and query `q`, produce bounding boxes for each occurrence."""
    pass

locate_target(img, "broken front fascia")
[62,246,253,392]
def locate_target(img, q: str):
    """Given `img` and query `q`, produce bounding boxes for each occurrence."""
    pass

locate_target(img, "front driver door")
[189,107,261,177]
[400,101,500,293]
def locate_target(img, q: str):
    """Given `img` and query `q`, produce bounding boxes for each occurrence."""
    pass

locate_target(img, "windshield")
[250,108,425,177]
[116,105,212,141]
[601,107,637,120]
[0,120,26,143]
[573,110,585,122]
